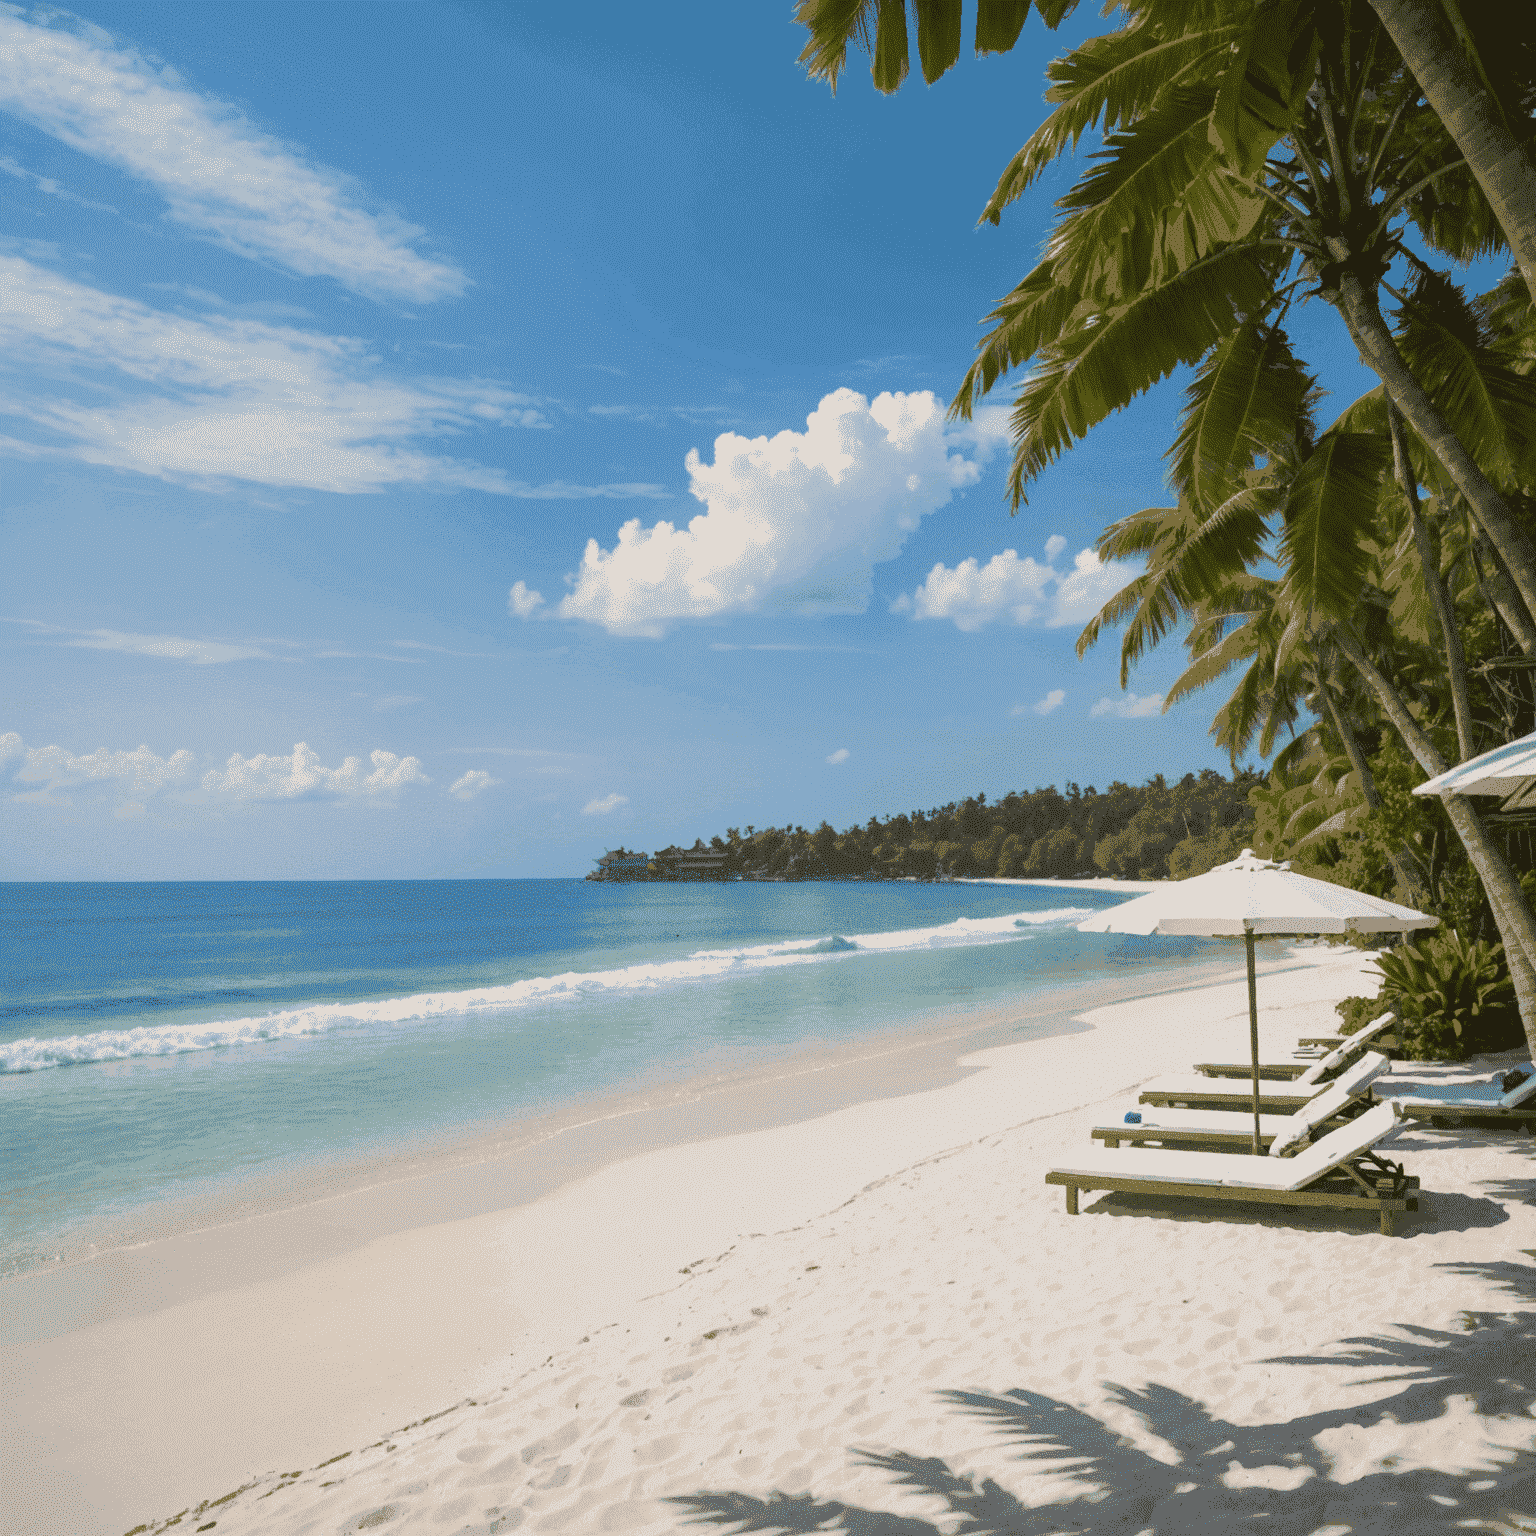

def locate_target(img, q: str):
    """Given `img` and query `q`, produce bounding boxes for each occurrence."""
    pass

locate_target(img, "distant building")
[591,848,650,880]
[653,839,729,879]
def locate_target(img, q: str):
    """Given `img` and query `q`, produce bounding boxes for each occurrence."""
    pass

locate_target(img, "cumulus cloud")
[448,769,500,801]
[582,792,628,815]
[893,539,1135,632]
[1022,690,1066,716]
[531,389,1004,638]
[0,10,464,302]
[0,255,559,493]
[2,730,195,806]
[508,581,545,619]
[201,742,429,801]
[1090,692,1165,719]
[826,747,850,764]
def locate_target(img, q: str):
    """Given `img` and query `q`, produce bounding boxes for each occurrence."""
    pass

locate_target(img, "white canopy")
[1075,849,1437,937]
[1413,730,1536,809]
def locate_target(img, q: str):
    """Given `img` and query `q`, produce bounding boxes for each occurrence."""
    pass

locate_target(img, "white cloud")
[0,255,551,493]
[508,581,545,619]
[826,747,850,764]
[1018,689,1066,716]
[894,541,1135,632]
[582,792,628,815]
[1090,692,1165,719]
[543,389,1005,638]
[4,731,195,806]
[67,628,272,664]
[0,11,464,302]
[448,769,500,801]
[202,742,429,801]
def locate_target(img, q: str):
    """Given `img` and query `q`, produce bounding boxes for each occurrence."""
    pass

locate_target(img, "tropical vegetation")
[791,0,1536,1057]
[611,769,1257,881]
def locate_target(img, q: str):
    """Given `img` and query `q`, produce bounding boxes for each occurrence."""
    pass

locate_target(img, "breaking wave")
[1,905,1092,1073]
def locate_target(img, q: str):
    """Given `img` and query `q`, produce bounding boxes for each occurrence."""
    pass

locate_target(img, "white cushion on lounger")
[1143,1071,1328,1100]
[1375,1062,1536,1112]
[1053,1103,1400,1193]
[1295,1012,1395,1086]
[1124,1054,1390,1156]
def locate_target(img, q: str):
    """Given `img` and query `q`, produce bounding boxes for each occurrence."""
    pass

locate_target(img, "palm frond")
[1280,431,1393,621]
[981,20,1241,222]
[1167,320,1312,512]
[993,247,1276,499]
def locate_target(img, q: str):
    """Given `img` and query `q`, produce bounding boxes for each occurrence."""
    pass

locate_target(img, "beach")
[7,940,1536,1535]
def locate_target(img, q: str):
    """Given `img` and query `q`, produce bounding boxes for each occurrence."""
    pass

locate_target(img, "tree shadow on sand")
[670,1302,1536,1534]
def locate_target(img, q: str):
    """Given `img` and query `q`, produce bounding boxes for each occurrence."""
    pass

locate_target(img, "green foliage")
[1334,994,1387,1035]
[1371,931,1521,1060]
[616,769,1258,883]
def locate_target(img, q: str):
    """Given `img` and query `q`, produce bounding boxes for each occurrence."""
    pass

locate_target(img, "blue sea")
[0,879,1230,1281]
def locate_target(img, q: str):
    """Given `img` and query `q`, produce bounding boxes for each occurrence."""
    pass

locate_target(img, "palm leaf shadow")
[669,1304,1536,1535]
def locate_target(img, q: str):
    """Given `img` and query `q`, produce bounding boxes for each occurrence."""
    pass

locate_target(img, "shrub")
[1334,994,1386,1035]
[1370,930,1522,1061]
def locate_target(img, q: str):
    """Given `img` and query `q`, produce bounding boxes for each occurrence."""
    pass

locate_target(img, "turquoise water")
[0,879,1222,1278]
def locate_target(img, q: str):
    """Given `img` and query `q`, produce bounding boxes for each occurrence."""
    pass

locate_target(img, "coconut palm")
[795,0,1536,626]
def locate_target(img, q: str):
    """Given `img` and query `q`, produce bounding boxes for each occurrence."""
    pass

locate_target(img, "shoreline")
[5,950,1268,1343]
[5,943,1364,1534]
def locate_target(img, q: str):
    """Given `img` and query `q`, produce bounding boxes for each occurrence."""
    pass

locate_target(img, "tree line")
[664,769,1259,882]
[789,0,1536,1051]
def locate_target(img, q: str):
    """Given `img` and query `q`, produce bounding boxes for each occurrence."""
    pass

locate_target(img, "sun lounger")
[1048,1103,1418,1234]
[1372,1061,1536,1129]
[1137,1048,1390,1114]
[1295,1026,1400,1058]
[1192,1013,1396,1080]
[1094,1054,1390,1152]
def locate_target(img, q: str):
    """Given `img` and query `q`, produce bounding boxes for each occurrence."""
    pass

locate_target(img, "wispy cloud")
[448,769,500,801]
[1091,692,1165,719]
[392,640,500,658]
[709,642,876,654]
[0,10,464,302]
[893,536,1136,632]
[67,627,273,664]
[371,694,424,712]
[582,792,628,815]
[0,151,118,214]
[0,255,553,492]
[202,743,429,801]
[826,747,850,765]
[508,581,545,619]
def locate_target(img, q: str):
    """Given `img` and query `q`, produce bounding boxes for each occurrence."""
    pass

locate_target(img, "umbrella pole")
[1245,922,1261,1155]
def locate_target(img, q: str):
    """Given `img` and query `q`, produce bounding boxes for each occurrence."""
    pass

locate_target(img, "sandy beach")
[7,943,1536,1536]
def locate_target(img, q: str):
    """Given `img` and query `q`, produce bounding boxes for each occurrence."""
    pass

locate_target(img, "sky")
[0,0,1389,880]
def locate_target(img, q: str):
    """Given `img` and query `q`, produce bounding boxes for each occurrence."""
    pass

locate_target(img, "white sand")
[10,946,1536,1536]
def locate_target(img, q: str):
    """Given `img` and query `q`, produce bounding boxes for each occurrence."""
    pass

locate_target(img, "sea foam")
[0,905,1092,1073]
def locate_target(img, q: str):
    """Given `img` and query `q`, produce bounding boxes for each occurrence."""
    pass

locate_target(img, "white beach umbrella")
[1412,728,1536,812]
[1077,850,1437,1151]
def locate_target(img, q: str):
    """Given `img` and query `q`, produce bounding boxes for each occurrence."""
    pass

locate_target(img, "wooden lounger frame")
[1046,1153,1420,1236]
[1139,1085,1315,1113]
[1296,1033,1400,1053]
[1093,1124,1281,1151]
[1384,1102,1536,1132]
[1190,1062,1311,1081]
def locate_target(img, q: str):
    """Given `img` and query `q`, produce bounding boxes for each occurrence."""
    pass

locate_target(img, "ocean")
[0,879,1232,1282]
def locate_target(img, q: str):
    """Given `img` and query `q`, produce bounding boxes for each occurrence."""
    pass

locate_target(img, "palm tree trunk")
[1333,626,1536,1049]
[1318,667,1427,905]
[1387,403,1476,758]
[1364,0,1536,303]
[1470,527,1536,655]
[1332,272,1536,624]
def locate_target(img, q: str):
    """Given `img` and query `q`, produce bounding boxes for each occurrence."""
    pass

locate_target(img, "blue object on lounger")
[1124,1112,1142,1124]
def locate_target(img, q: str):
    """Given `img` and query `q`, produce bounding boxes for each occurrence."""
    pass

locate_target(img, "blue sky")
[0,1,1384,879]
